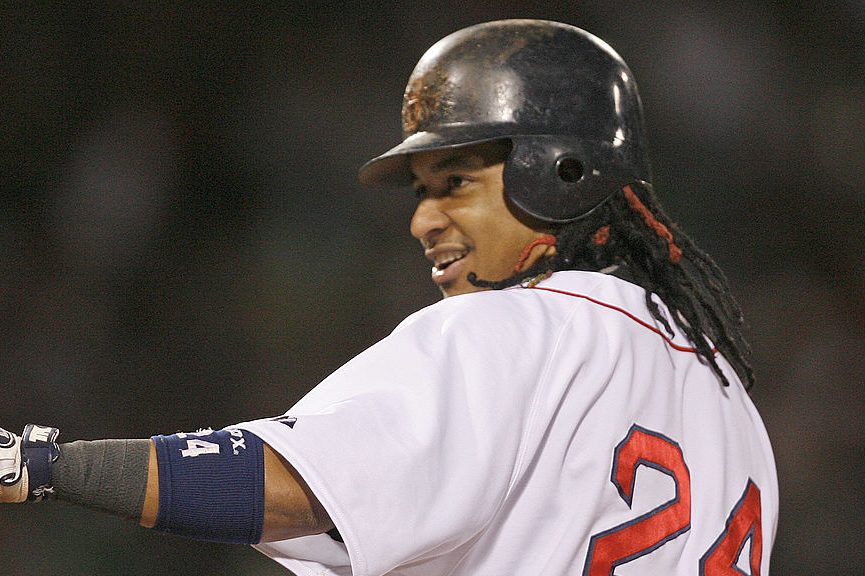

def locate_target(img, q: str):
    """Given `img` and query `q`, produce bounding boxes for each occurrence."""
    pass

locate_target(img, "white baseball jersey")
[237,270,778,576]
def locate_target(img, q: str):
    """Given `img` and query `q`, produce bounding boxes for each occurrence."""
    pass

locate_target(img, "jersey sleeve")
[236,293,559,576]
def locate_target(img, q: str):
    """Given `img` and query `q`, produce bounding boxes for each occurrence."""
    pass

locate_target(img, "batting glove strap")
[21,424,61,502]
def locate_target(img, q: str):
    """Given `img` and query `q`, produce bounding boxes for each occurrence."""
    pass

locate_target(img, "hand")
[0,424,60,503]
[0,427,28,503]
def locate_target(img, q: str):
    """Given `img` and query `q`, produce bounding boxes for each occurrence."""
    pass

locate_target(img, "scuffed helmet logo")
[402,71,452,135]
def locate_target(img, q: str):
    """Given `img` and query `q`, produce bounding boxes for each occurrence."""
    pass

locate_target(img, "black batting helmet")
[358,19,651,223]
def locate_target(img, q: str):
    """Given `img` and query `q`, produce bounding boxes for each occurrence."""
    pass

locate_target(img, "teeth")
[433,251,467,270]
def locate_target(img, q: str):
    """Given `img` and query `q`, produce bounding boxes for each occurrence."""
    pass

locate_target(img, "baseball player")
[0,20,777,575]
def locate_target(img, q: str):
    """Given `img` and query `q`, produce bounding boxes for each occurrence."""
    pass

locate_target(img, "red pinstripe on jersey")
[530,286,699,353]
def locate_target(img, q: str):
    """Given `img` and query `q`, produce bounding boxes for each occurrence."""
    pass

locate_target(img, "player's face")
[409,142,557,298]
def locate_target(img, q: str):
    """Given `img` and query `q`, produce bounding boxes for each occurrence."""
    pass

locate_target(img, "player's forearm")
[52,437,150,520]
[3,425,332,544]
[140,440,159,527]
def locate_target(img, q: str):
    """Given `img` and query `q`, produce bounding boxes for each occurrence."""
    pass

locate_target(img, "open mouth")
[432,250,468,272]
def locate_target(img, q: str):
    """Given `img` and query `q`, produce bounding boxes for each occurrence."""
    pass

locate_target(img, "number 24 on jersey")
[583,424,763,576]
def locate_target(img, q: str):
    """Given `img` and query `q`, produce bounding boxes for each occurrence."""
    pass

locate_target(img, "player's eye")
[446,175,466,190]
[413,175,468,200]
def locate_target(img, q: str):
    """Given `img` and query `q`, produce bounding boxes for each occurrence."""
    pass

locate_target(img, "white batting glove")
[0,427,28,503]
[0,425,60,503]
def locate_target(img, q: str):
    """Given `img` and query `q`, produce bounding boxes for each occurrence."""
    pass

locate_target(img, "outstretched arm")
[140,441,333,541]
[2,425,333,544]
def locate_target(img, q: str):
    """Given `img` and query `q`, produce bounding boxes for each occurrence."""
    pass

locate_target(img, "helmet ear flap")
[503,137,610,223]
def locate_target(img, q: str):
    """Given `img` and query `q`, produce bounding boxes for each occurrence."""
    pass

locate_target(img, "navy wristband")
[151,428,265,544]
[22,424,61,501]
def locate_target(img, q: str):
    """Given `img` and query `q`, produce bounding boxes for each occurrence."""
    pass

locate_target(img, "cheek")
[479,223,541,272]
[459,183,541,272]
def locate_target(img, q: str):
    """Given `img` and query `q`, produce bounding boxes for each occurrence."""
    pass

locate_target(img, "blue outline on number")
[582,424,691,576]
[699,479,760,576]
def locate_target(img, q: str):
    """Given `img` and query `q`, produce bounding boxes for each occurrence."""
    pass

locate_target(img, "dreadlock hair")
[468,181,754,389]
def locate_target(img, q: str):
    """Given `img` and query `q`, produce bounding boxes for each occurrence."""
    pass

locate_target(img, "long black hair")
[469,181,754,389]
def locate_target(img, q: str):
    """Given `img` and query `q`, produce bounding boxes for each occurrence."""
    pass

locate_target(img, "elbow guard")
[151,428,265,544]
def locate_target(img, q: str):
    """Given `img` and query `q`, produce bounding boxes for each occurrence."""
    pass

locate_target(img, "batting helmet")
[358,19,651,223]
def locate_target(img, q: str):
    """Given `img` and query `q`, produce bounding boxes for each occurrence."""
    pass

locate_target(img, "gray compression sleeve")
[52,439,150,520]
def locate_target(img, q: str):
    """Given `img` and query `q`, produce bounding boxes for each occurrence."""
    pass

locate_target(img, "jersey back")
[240,271,778,576]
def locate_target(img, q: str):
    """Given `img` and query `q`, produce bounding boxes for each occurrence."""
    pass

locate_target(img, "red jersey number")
[700,479,763,575]
[583,425,763,575]
[582,425,691,576]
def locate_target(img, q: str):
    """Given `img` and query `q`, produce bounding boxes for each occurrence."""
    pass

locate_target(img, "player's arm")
[1,424,333,544]
[138,440,332,541]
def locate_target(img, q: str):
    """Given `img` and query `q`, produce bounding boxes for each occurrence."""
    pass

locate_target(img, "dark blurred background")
[1,1,862,574]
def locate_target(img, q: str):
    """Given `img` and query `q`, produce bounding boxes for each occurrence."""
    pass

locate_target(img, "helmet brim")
[357,127,517,187]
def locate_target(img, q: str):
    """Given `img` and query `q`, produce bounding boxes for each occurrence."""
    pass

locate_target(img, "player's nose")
[410,198,449,244]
